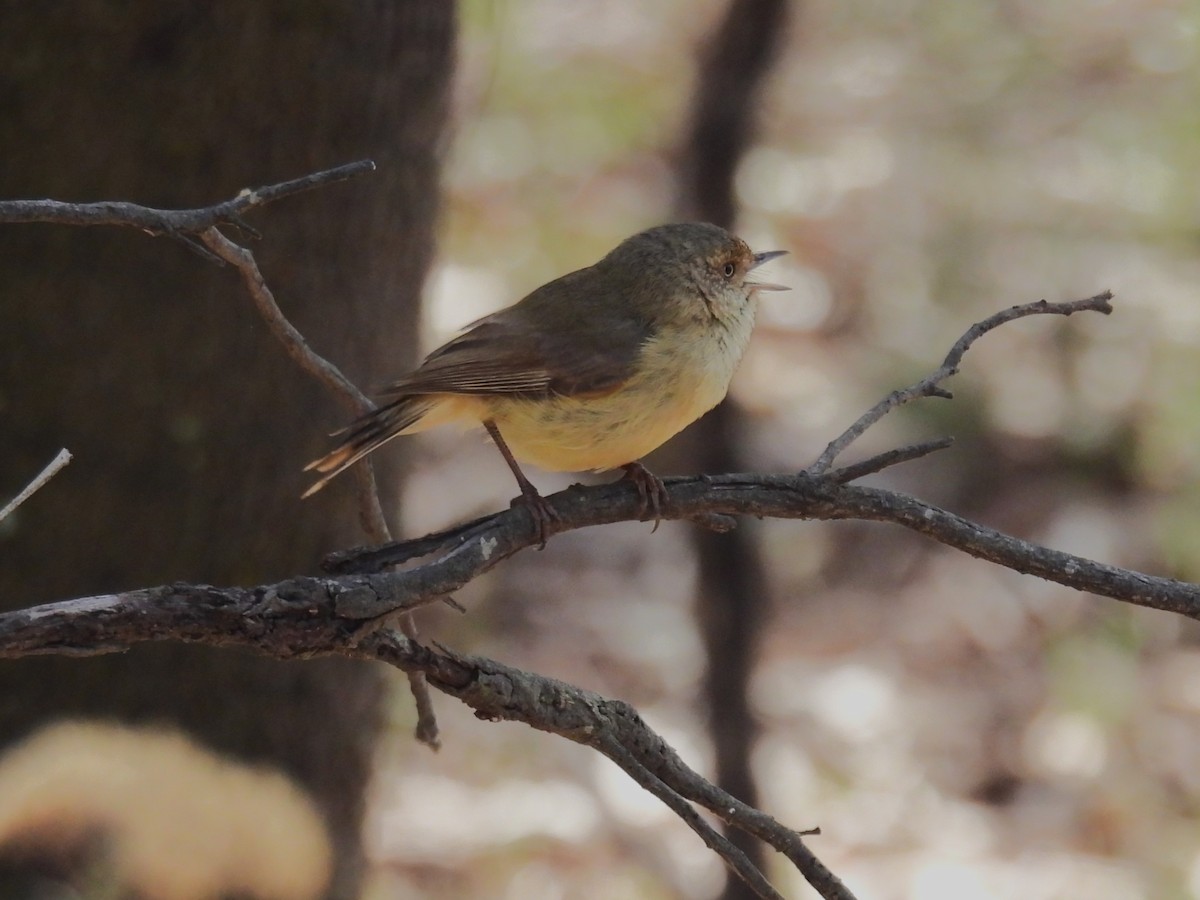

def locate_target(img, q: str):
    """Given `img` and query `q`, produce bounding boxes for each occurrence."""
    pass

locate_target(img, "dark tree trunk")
[0,4,455,897]
[675,1,792,897]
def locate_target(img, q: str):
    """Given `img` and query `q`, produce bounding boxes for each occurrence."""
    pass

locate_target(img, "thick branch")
[316,471,1200,621]
[3,472,1197,651]
[1,467,1187,898]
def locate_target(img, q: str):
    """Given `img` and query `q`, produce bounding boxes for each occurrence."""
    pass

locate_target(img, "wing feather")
[383,269,654,399]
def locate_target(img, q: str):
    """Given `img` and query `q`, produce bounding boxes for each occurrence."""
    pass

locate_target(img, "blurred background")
[370,2,1200,899]
[3,2,1200,899]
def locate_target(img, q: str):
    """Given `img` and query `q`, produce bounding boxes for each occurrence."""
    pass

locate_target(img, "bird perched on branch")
[304,222,787,542]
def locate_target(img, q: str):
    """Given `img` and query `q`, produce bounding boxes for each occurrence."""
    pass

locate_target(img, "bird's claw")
[510,487,558,549]
[620,462,668,532]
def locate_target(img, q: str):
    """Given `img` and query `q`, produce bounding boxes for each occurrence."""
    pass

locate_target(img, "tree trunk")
[0,4,454,897]
[675,2,792,897]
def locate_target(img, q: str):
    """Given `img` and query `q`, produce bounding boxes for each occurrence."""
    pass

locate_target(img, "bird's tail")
[301,396,434,498]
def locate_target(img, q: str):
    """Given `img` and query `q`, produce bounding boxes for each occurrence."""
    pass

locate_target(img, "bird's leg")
[484,419,556,548]
[620,461,669,532]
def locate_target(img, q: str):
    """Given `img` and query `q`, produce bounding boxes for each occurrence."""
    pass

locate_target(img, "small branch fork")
[359,635,853,900]
[808,294,1114,475]
[5,172,1142,899]
[0,160,375,263]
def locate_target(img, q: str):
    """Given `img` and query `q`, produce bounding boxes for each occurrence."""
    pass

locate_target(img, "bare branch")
[357,634,835,899]
[3,468,1197,646]
[2,456,1190,896]
[393,612,440,749]
[829,436,955,483]
[0,160,376,238]
[198,229,373,415]
[0,448,72,523]
[807,292,1114,475]
[0,286,1168,899]
[0,588,840,898]
[595,738,786,900]
[198,214,437,747]
[323,470,1199,618]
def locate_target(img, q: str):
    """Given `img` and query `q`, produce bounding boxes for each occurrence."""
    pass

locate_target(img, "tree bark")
[0,4,454,897]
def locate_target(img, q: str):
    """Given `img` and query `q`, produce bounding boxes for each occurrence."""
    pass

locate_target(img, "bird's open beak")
[748,249,789,292]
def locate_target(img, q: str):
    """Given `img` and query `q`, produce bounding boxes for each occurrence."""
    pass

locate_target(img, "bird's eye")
[722,262,736,278]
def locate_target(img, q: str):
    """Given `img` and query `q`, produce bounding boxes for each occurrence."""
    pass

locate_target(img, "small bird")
[304,222,787,539]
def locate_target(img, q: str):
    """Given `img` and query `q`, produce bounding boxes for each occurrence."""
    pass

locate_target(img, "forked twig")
[0,160,375,245]
[808,293,1114,475]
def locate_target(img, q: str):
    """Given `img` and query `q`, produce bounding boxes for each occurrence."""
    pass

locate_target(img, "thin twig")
[587,692,842,897]
[0,161,376,237]
[596,737,786,900]
[198,226,391,536]
[197,227,393,539]
[807,292,1114,475]
[395,614,440,749]
[662,753,854,900]
[198,227,439,749]
[0,449,72,523]
[829,437,955,484]
[199,229,374,418]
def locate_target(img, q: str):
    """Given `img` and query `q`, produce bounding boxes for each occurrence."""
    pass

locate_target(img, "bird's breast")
[483,306,755,472]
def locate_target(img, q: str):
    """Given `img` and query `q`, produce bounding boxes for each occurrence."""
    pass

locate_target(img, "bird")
[303,222,787,542]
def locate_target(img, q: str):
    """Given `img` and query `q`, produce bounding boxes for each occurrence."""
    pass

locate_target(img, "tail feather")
[301,397,433,498]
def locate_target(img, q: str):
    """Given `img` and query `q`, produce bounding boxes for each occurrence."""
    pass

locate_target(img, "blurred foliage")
[368,2,1200,899]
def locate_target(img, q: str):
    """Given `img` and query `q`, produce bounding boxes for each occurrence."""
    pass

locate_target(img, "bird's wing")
[385,269,653,399]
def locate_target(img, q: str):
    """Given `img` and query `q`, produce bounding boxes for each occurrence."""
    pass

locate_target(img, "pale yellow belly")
[408,325,752,472]
[487,380,719,471]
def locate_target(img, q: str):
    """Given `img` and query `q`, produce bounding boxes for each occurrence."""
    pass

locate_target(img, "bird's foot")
[620,462,668,532]
[510,483,558,549]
